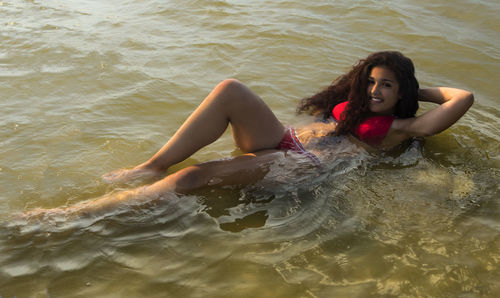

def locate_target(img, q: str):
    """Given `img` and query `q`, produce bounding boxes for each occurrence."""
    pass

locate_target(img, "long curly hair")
[297,51,419,135]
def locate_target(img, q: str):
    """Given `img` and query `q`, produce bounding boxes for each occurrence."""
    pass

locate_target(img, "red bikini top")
[332,101,394,145]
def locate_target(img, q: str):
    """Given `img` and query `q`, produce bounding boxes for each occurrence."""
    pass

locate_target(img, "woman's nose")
[371,83,380,95]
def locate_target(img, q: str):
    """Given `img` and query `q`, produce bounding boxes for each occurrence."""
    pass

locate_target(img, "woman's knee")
[170,165,209,193]
[217,78,245,92]
[215,79,256,102]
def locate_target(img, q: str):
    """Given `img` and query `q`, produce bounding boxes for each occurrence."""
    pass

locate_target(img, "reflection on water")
[1,0,499,297]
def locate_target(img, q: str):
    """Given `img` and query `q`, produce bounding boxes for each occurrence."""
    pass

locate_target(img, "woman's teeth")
[371,97,383,102]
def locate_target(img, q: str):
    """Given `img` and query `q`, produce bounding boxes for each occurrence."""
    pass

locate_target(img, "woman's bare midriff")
[295,121,337,146]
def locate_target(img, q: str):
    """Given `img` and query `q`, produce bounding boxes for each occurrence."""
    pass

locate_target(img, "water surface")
[1,0,499,297]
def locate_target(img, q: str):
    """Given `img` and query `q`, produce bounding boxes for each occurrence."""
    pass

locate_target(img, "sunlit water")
[1,0,499,297]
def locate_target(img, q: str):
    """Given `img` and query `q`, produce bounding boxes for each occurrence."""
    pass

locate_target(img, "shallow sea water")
[1,0,499,297]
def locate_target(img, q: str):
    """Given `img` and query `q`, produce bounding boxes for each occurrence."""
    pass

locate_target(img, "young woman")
[26,51,474,217]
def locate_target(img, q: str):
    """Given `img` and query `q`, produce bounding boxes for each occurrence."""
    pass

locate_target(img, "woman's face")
[367,66,400,115]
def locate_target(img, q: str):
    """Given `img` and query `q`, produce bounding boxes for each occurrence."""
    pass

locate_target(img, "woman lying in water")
[25,51,474,218]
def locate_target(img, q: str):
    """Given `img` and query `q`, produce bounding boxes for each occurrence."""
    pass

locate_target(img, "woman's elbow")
[458,91,474,118]
[465,91,474,108]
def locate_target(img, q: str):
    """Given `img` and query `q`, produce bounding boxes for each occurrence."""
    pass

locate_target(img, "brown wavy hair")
[297,51,419,135]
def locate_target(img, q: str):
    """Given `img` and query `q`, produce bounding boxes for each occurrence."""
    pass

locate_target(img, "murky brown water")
[1,0,499,297]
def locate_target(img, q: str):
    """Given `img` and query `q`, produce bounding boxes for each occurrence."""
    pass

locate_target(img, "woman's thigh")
[213,79,286,152]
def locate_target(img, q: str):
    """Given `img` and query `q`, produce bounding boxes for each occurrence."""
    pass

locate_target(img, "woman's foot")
[102,165,165,184]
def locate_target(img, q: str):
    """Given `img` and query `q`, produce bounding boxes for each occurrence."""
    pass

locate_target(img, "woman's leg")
[27,150,284,218]
[144,149,283,194]
[103,79,286,183]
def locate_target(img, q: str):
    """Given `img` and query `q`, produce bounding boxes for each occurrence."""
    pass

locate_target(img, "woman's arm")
[391,87,474,138]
